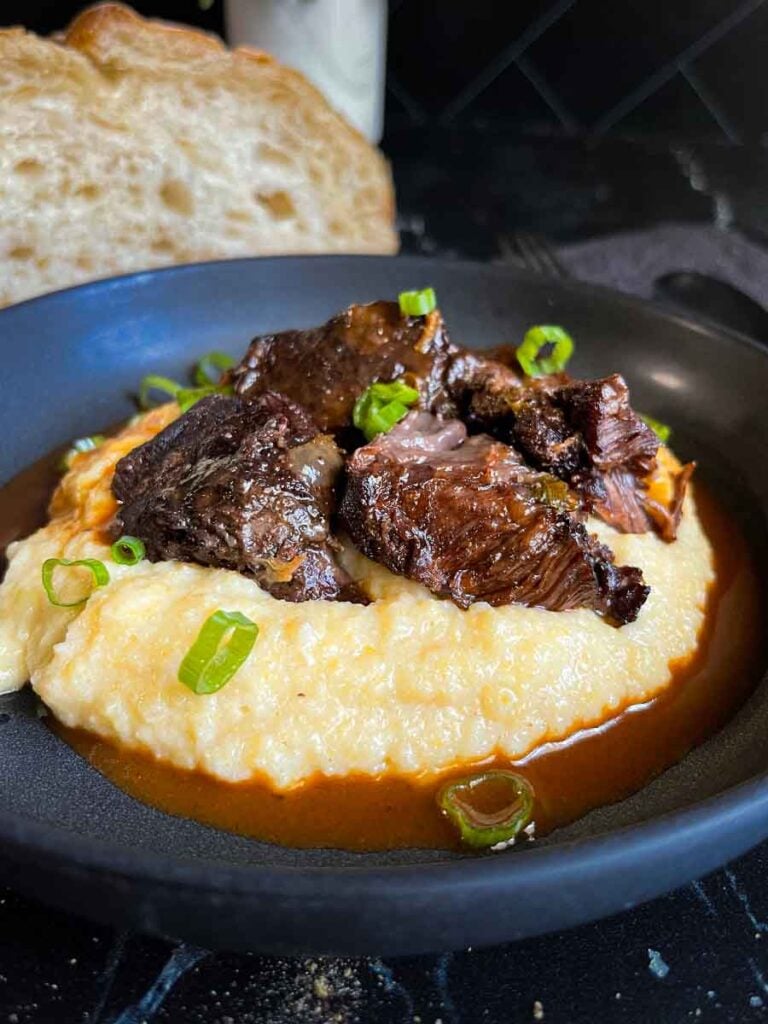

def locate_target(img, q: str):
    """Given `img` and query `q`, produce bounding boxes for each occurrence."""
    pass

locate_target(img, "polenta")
[0,408,713,789]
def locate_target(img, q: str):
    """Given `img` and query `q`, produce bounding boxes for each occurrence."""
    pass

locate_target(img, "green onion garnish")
[139,374,183,410]
[176,383,234,413]
[61,434,106,470]
[71,435,105,455]
[438,770,534,849]
[194,351,236,387]
[516,325,574,377]
[139,375,233,414]
[353,379,420,442]
[640,413,672,444]
[110,535,146,566]
[398,287,437,317]
[178,609,259,695]
[41,557,110,608]
[176,385,218,413]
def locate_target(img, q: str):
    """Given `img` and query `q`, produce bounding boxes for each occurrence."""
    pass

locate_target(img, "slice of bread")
[0,4,397,307]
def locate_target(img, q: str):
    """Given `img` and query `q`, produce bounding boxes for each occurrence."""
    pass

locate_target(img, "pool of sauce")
[1,447,765,852]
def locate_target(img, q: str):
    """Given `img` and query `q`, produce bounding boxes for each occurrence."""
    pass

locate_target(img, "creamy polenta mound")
[0,408,714,789]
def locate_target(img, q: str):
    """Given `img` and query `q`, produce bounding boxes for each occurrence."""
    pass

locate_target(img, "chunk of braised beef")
[643,459,696,543]
[444,349,524,425]
[584,469,652,535]
[226,297,686,540]
[339,411,649,624]
[451,362,677,537]
[557,375,659,476]
[111,392,365,604]
[228,301,457,433]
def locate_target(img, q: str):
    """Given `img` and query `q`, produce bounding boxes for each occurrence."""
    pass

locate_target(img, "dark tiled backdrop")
[4,0,764,144]
[4,4,768,1022]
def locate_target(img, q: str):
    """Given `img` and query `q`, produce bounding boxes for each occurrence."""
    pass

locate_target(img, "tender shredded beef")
[644,460,696,542]
[228,301,457,432]
[557,375,658,475]
[450,362,687,539]
[105,298,690,623]
[339,411,649,624]
[111,392,365,604]
[228,298,686,539]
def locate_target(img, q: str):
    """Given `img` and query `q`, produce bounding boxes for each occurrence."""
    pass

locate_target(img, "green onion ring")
[110,535,146,566]
[61,434,106,471]
[353,379,420,442]
[640,413,672,444]
[176,383,233,414]
[398,287,437,317]
[176,385,217,413]
[438,770,534,849]
[139,374,183,410]
[194,351,236,387]
[41,557,110,608]
[516,325,574,377]
[70,434,105,455]
[178,609,259,695]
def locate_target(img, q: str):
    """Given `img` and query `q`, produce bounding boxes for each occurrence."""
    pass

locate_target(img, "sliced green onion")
[365,400,410,435]
[640,413,672,444]
[438,770,534,849]
[71,435,105,455]
[178,609,259,695]
[110,535,146,566]
[194,351,236,387]
[61,434,106,470]
[41,557,110,608]
[176,383,234,413]
[177,385,216,413]
[531,475,577,510]
[139,374,183,410]
[353,379,420,442]
[516,325,574,377]
[398,287,437,317]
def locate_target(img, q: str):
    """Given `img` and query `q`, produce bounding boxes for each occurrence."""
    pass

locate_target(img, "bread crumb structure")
[0,4,396,307]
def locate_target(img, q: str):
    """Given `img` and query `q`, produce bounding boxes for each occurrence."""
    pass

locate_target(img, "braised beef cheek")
[111,392,364,604]
[228,301,456,432]
[339,411,649,624]
[451,363,677,537]
[227,299,683,540]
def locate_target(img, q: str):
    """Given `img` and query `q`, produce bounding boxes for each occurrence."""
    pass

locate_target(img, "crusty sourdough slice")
[0,3,397,307]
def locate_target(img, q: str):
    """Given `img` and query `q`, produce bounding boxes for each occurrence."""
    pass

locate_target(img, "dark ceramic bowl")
[0,256,766,956]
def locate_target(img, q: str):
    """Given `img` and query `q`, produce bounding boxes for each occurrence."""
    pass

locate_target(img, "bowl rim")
[1,253,766,902]
[2,250,768,364]
[2,759,768,892]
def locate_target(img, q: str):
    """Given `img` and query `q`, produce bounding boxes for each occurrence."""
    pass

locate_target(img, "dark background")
[3,3,768,1023]
[8,0,768,252]
[3,0,764,144]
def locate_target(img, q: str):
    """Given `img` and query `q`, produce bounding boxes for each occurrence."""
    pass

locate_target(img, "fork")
[501,231,570,280]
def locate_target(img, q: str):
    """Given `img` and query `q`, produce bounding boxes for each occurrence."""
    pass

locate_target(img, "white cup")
[225,0,388,142]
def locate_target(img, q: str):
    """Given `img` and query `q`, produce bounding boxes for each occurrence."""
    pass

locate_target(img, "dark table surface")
[4,131,768,1024]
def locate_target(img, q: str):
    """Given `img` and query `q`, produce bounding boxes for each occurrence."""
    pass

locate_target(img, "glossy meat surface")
[340,411,649,623]
[229,301,456,432]
[112,392,362,603]
[229,298,682,538]
[455,362,685,538]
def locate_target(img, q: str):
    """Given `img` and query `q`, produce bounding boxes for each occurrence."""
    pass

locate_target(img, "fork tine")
[512,232,546,276]
[508,231,569,280]
[535,237,569,280]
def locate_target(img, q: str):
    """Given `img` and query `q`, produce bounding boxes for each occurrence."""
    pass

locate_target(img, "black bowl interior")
[0,255,767,956]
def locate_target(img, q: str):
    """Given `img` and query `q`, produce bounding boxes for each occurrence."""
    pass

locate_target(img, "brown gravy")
[1,448,764,852]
